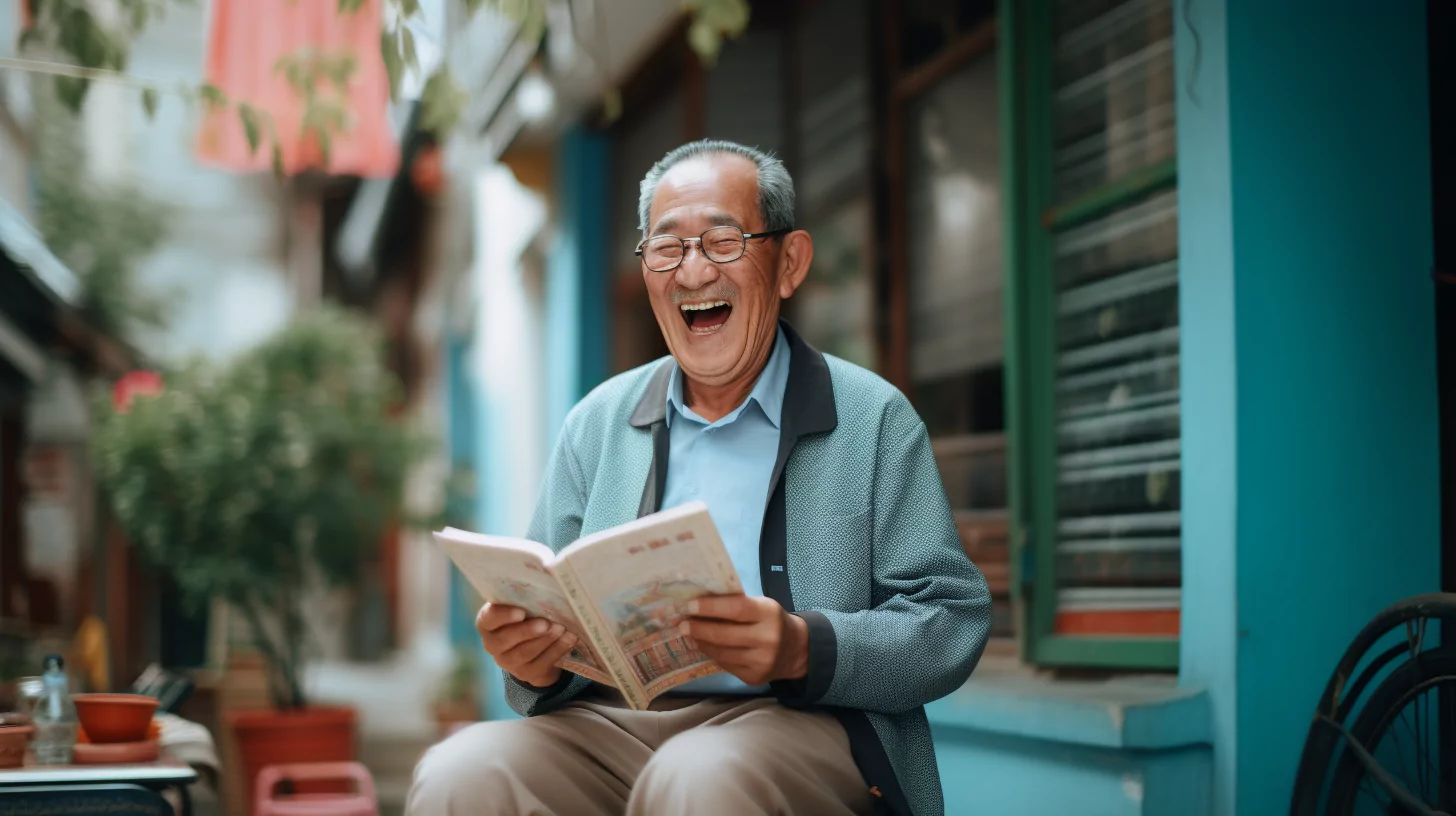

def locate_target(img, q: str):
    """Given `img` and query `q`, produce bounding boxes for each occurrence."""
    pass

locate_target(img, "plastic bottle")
[31,654,78,765]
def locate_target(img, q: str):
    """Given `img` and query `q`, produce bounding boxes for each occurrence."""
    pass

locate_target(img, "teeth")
[679,301,729,312]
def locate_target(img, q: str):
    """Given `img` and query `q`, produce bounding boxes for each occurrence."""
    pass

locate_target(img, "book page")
[560,502,742,700]
[433,530,613,686]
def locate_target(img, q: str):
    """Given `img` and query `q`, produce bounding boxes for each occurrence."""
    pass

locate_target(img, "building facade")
[442,1,1442,813]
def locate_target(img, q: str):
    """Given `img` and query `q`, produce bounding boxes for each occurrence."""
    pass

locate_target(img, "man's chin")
[670,338,742,382]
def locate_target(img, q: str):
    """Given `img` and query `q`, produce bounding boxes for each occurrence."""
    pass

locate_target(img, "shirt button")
[690,485,699,494]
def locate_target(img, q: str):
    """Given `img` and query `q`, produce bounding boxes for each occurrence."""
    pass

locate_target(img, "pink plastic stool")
[254,762,379,816]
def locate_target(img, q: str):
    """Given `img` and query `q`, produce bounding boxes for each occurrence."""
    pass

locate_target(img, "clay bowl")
[72,693,158,744]
[0,724,33,768]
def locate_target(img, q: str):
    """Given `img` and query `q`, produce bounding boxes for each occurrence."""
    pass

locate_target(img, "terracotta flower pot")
[228,706,356,813]
[0,725,33,768]
[72,693,158,743]
[431,700,479,738]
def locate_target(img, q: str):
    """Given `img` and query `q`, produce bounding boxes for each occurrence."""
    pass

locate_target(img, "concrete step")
[361,732,436,816]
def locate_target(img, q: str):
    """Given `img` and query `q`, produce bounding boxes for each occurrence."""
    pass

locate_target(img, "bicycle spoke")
[1359,776,1390,810]
[1384,680,1449,809]
[1414,685,1428,801]
[1393,701,1440,804]
[1390,705,1418,797]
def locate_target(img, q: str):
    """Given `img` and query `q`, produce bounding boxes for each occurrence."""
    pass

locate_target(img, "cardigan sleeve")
[776,394,992,715]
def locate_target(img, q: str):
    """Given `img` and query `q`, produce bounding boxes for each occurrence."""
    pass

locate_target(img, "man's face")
[642,154,792,388]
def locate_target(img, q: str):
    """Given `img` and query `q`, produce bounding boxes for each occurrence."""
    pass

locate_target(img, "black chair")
[1291,593,1456,815]
[0,783,172,816]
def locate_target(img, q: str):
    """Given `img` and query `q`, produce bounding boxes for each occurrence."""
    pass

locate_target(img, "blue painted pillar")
[1173,0,1238,811]
[444,336,480,650]
[546,126,611,443]
[472,127,610,722]
[1176,2,1438,813]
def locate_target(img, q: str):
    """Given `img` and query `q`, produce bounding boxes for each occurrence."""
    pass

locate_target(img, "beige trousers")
[405,692,874,816]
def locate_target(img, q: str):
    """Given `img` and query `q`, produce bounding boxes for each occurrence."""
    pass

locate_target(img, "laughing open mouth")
[680,300,732,333]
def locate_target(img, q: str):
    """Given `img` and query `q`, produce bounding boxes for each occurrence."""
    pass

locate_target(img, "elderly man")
[407,139,990,816]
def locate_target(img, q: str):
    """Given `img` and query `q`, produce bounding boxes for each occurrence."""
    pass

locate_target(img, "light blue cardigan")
[507,322,991,816]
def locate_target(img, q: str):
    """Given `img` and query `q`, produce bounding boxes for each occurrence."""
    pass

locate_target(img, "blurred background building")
[0,0,1450,814]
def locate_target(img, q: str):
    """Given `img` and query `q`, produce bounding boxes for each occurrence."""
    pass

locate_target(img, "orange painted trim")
[1054,609,1180,637]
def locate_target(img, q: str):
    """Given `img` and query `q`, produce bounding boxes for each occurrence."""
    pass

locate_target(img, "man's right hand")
[475,603,578,688]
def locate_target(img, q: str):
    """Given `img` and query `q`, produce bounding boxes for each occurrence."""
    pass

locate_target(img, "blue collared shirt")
[662,328,790,695]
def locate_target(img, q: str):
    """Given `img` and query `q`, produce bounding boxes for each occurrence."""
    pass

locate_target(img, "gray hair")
[637,140,795,236]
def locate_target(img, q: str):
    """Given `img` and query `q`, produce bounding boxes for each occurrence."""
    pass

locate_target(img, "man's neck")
[682,375,757,424]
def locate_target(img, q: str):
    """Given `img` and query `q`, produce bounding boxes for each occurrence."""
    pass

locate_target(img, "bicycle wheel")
[1319,645,1456,815]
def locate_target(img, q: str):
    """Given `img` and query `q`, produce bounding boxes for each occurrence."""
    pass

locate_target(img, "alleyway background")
[0,1,1446,814]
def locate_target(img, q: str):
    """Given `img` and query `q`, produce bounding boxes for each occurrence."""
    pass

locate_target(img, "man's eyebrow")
[706,213,743,229]
[649,212,745,236]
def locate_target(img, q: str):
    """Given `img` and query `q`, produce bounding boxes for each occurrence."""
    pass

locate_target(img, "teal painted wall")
[1228,2,1438,811]
[1178,2,1439,813]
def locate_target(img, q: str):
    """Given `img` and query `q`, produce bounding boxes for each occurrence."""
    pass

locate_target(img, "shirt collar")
[666,328,791,429]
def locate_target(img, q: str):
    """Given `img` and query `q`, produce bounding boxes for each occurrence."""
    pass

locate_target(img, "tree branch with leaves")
[8,0,752,176]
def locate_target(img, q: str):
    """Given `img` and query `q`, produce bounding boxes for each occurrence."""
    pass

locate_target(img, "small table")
[0,759,198,815]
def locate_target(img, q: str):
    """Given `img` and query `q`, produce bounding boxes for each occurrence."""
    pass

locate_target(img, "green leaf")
[521,3,546,46]
[54,75,90,113]
[324,52,358,89]
[18,26,44,52]
[401,27,417,71]
[128,1,150,33]
[274,52,307,91]
[380,31,404,100]
[317,127,332,167]
[337,0,367,12]
[682,0,750,66]
[687,18,723,66]
[238,103,263,154]
[419,66,466,136]
[271,142,285,177]
[602,88,622,124]
[399,0,421,16]
[141,87,159,120]
[199,83,228,111]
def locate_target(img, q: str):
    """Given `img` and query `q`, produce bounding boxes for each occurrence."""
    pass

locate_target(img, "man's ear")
[776,230,814,300]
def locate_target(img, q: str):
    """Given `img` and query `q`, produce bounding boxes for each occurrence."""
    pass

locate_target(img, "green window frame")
[1000,0,1181,670]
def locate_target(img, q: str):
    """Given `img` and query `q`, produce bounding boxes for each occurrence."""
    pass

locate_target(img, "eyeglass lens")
[641,226,746,271]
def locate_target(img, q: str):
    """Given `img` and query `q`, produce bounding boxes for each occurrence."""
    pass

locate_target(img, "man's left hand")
[680,595,809,686]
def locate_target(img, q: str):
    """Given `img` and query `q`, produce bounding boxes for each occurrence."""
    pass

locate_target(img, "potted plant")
[91,306,428,806]
[431,646,480,737]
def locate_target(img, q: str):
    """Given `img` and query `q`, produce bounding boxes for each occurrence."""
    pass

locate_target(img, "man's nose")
[673,241,721,290]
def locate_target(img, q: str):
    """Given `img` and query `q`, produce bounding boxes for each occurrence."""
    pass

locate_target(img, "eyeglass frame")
[634,225,795,272]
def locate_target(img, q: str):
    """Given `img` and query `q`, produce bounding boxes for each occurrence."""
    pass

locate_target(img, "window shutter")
[1044,0,1180,644]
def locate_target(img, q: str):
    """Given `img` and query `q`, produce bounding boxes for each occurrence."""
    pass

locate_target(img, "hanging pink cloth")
[196,0,400,177]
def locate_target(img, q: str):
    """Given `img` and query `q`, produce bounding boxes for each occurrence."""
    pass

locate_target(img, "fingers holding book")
[678,595,810,687]
[477,602,579,688]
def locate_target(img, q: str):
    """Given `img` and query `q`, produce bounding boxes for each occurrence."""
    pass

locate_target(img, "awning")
[195,0,400,178]
[0,197,141,381]
[0,198,75,382]
[0,197,80,309]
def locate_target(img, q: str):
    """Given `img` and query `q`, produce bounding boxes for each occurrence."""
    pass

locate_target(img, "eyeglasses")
[635,225,793,272]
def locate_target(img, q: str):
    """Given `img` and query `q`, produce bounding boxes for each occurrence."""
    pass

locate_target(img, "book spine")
[554,559,650,710]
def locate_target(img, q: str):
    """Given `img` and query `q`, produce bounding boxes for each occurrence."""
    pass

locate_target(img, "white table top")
[0,759,197,785]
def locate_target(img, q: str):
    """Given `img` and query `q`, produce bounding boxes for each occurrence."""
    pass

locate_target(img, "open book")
[434,502,742,711]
